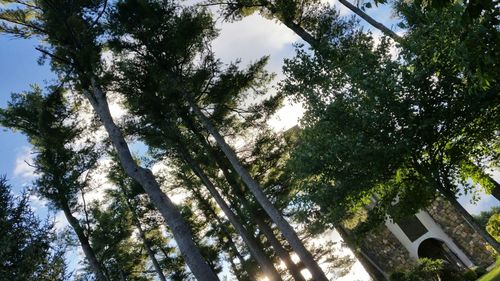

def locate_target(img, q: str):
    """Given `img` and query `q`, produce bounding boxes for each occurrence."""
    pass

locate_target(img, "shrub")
[487,214,500,242]
[474,266,487,277]
[461,269,478,281]
[389,258,444,281]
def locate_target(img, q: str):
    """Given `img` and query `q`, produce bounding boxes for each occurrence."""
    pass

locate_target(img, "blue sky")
[0,36,55,191]
[0,1,498,280]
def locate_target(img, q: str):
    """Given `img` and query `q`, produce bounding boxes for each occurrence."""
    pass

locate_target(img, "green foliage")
[0,176,69,281]
[487,214,500,243]
[208,0,323,24]
[474,206,500,230]
[106,159,188,280]
[390,258,484,281]
[86,201,150,281]
[0,87,98,212]
[389,258,444,281]
[478,263,500,281]
[284,0,499,234]
[463,269,479,280]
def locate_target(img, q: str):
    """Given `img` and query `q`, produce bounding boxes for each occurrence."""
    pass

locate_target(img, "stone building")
[357,197,496,279]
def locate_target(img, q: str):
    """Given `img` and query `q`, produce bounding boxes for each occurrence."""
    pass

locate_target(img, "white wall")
[385,210,475,268]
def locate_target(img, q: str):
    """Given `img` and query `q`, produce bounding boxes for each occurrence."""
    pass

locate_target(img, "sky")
[0,1,499,280]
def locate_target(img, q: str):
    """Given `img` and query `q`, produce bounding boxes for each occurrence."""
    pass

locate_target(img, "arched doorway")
[417,238,466,270]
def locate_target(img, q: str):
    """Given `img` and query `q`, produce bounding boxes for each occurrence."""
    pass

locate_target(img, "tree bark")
[336,0,402,42]
[84,79,219,281]
[188,100,329,281]
[181,112,307,281]
[486,174,500,201]
[179,146,283,281]
[336,226,388,281]
[61,204,108,281]
[254,216,307,281]
[123,197,168,281]
[189,186,252,281]
[257,0,401,48]
[282,20,319,48]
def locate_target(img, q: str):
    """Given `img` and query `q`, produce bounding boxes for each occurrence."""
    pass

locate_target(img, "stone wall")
[360,225,416,273]
[426,198,496,268]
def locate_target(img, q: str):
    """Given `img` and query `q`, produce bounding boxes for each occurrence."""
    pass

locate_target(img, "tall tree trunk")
[254,216,307,281]
[183,115,309,281]
[179,146,283,281]
[231,186,306,281]
[336,226,388,281]
[123,196,168,281]
[223,169,306,281]
[189,186,252,281]
[336,0,402,42]
[61,204,108,281]
[257,0,401,47]
[188,100,329,281]
[84,79,219,281]
[488,175,500,201]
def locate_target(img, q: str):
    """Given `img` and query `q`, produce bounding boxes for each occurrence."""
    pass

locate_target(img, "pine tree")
[0,2,219,279]
[107,0,328,279]
[107,159,192,281]
[0,88,108,280]
[207,0,401,44]
[0,176,70,281]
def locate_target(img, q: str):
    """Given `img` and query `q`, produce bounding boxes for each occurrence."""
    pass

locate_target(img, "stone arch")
[417,238,466,270]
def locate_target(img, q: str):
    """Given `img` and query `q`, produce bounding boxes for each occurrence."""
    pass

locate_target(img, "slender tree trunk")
[257,0,400,48]
[222,169,307,281]
[188,100,329,281]
[489,176,500,201]
[183,115,309,281]
[336,226,388,281]
[481,172,500,201]
[254,216,307,281]
[232,188,306,281]
[61,204,108,281]
[336,0,402,42]
[123,197,168,281]
[282,20,318,48]
[188,186,253,281]
[84,79,219,281]
[179,147,283,281]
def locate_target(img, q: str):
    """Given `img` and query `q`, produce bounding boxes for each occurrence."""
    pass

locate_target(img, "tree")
[107,0,328,279]
[282,0,499,252]
[0,176,69,281]
[0,2,219,279]
[487,214,500,243]
[107,158,195,281]
[85,200,150,281]
[0,88,108,280]
[174,170,257,280]
[474,206,500,230]
[206,0,401,44]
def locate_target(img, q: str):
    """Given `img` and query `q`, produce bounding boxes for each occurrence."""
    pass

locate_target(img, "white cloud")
[13,146,36,180]
[29,194,48,210]
[268,99,304,131]
[212,14,298,65]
